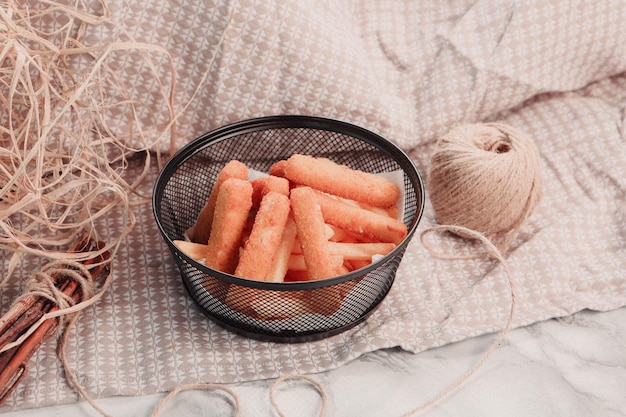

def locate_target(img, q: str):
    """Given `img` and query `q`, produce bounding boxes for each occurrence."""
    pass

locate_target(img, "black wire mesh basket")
[153,115,425,342]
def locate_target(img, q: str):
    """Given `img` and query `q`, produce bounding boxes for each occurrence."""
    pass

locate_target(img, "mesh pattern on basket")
[153,116,424,342]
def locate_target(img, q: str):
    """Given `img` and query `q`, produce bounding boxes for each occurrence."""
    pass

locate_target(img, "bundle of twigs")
[0,232,110,404]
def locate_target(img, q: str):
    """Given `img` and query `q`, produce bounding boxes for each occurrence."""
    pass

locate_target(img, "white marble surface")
[3,306,626,417]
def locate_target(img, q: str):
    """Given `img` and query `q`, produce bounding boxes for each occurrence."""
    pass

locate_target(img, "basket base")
[181,274,390,343]
[197,301,384,343]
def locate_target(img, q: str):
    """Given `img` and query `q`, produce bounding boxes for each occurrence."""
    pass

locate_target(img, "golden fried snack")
[291,224,341,255]
[306,272,364,316]
[265,217,298,283]
[225,280,312,320]
[250,175,290,209]
[284,269,309,282]
[287,254,307,271]
[285,253,343,272]
[290,186,338,280]
[344,259,371,271]
[269,159,288,177]
[172,244,231,305]
[284,154,401,208]
[191,160,248,244]
[338,196,399,219]
[307,285,343,316]
[204,178,253,274]
[313,189,407,244]
[326,224,348,242]
[235,191,291,281]
[292,240,388,273]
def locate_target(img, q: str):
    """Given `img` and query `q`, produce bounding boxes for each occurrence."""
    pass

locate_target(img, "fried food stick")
[284,154,401,208]
[235,191,291,281]
[250,291,312,320]
[250,175,290,208]
[290,186,338,280]
[287,254,344,271]
[269,160,287,177]
[265,217,298,283]
[313,189,407,244]
[204,178,253,274]
[192,160,248,244]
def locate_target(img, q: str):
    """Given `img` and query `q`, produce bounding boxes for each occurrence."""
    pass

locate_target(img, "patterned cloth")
[1,0,626,410]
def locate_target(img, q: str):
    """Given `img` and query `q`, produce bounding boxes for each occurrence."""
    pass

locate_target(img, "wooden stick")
[0,293,72,403]
[0,297,49,351]
[0,236,109,404]
[0,234,93,352]
[0,233,91,337]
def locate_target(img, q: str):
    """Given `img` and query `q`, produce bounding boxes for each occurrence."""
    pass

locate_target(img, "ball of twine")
[426,122,543,251]
[408,122,543,414]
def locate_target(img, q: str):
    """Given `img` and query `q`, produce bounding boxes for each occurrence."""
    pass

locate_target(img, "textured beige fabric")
[1,0,626,411]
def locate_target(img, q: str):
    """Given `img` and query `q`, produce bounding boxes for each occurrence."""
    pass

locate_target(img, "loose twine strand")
[395,121,541,415]
[269,375,328,417]
[397,224,517,416]
[146,374,328,417]
[149,384,240,417]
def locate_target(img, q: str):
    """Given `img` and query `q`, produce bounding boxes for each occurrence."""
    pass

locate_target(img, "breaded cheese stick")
[204,178,253,274]
[235,191,291,281]
[313,189,407,244]
[284,154,401,208]
[192,160,248,244]
[269,160,288,177]
[291,224,340,254]
[287,254,343,271]
[224,284,256,317]
[250,175,290,208]
[290,186,337,280]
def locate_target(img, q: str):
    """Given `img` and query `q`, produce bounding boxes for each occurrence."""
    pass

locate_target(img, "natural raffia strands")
[0,0,177,277]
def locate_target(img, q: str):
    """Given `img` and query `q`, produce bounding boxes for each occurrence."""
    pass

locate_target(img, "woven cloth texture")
[1,0,625,410]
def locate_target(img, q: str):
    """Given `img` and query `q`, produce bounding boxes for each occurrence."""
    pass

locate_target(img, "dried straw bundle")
[0,0,177,286]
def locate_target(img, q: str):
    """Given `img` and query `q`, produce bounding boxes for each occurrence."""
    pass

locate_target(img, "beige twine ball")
[427,122,543,249]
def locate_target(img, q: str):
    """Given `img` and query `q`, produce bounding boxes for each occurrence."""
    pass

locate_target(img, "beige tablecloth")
[1,0,625,411]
